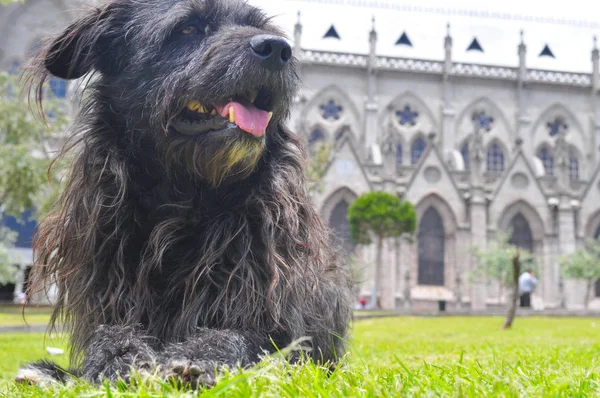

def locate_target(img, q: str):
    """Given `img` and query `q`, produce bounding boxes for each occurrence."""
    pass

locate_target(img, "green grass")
[2,316,600,397]
[0,306,52,326]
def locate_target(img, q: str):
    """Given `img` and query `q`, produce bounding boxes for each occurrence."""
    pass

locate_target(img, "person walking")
[518,269,538,308]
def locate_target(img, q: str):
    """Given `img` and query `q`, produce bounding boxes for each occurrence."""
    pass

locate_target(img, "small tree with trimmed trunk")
[471,231,536,329]
[348,192,416,308]
[559,238,600,311]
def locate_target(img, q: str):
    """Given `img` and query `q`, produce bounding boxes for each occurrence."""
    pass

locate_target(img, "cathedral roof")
[250,0,600,74]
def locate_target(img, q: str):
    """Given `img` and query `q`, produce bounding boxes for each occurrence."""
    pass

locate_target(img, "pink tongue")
[217,100,269,137]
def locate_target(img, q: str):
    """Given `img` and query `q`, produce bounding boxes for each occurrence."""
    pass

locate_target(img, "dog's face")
[40,0,299,186]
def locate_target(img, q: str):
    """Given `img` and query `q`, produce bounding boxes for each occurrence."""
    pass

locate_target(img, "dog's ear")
[44,6,114,79]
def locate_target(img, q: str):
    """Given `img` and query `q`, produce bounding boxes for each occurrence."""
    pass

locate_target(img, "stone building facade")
[2,0,600,310]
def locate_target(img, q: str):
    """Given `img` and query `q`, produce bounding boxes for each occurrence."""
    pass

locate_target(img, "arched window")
[309,129,325,145]
[508,213,533,253]
[569,152,579,181]
[461,143,469,170]
[418,207,444,286]
[396,143,403,165]
[538,146,553,176]
[329,200,355,254]
[486,142,504,172]
[411,137,426,165]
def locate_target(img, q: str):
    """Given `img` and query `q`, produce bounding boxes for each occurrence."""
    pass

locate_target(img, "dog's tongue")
[217,100,269,137]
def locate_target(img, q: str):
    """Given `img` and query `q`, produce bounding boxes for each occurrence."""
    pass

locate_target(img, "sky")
[247,0,600,72]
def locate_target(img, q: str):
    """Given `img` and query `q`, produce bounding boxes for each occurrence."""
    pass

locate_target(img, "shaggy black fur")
[18,0,352,389]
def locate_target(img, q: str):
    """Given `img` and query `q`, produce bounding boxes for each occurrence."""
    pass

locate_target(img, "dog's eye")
[181,25,201,35]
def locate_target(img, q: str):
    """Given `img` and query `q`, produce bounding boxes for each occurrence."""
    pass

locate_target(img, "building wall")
[2,0,600,310]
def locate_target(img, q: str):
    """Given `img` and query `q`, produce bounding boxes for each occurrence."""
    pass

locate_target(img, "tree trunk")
[584,279,593,312]
[371,235,383,309]
[502,252,521,330]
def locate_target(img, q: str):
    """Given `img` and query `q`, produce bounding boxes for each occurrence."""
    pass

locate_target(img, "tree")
[0,0,21,5]
[0,71,69,285]
[305,143,331,198]
[348,192,416,308]
[471,231,536,329]
[559,238,600,311]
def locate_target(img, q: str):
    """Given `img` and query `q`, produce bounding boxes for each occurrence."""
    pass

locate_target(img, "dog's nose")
[250,35,292,71]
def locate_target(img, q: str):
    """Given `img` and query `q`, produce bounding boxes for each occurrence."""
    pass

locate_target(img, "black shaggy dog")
[17,0,352,388]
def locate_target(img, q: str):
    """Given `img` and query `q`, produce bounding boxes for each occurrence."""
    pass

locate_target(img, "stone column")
[591,36,599,168]
[556,135,576,308]
[441,23,455,151]
[363,18,379,160]
[516,30,531,153]
[469,124,487,310]
[379,238,397,309]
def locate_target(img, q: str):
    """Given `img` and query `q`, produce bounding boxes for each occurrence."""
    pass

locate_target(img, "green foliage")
[0,226,17,285]
[3,317,600,396]
[305,143,331,198]
[559,238,600,282]
[348,191,416,245]
[470,230,537,287]
[0,0,21,6]
[0,71,69,219]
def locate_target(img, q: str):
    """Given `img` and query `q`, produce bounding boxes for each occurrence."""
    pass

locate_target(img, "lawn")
[1,316,600,397]
[0,305,52,326]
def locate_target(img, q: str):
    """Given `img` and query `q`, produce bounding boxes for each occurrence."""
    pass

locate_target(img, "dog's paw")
[162,359,216,389]
[15,364,60,387]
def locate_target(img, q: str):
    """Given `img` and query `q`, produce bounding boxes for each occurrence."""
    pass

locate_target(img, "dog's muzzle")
[171,34,291,138]
[249,35,292,72]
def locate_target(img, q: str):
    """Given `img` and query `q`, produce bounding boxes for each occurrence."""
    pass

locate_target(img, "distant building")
[2,0,600,310]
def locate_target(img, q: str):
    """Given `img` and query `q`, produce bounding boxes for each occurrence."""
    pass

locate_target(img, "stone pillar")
[555,134,576,307]
[363,17,379,160]
[516,30,530,152]
[290,12,305,134]
[379,238,397,309]
[591,36,599,169]
[469,123,488,310]
[441,23,455,151]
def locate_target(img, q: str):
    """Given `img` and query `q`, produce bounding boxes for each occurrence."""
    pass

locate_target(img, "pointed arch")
[415,194,458,237]
[320,187,358,225]
[584,209,600,239]
[418,207,445,286]
[455,97,514,147]
[507,213,534,252]
[302,85,360,143]
[381,91,438,145]
[498,200,545,242]
[320,187,359,255]
[531,103,585,157]
[531,103,584,139]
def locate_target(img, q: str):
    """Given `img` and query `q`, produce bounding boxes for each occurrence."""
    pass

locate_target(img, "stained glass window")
[309,129,325,145]
[569,152,579,181]
[538,146,553,176]
[411,138,426,165]
[396,105,419,126]
[320,100,343,120]
[486,142,504,172]
[473,111,494,132]
[49,78,67,99]
[547,117,567,137]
